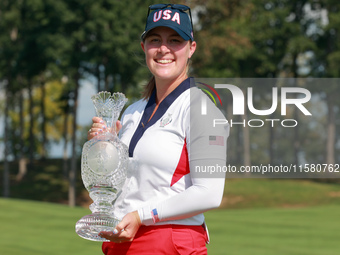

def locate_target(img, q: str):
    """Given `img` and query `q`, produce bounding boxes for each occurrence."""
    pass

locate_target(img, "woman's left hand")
[99,211,142,243]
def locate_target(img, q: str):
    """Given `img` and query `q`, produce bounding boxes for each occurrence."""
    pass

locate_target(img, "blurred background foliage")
[0,0,339,206]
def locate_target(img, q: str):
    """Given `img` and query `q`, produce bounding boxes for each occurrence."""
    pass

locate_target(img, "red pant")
[102,225,208,255]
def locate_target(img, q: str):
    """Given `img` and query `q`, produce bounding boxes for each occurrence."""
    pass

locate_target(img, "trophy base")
[75,212,120,242]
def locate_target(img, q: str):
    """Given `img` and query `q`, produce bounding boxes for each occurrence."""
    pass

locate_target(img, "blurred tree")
[192,0,338,169]
[192,0,254,167]
[0,0,23,196]
[1,0,339,200]
[62,0,157,206]
[312,0,340,165]
[5,0,71,177]
[0,0,169,202]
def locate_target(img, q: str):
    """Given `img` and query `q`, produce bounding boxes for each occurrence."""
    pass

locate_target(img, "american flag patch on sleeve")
[209,136,224,146]
[151,208,160,223]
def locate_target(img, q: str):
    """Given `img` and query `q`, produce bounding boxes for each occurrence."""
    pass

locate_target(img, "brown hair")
[142,76,156,100]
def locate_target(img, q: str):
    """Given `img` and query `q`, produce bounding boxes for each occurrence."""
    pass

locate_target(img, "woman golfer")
[88,3,229,254]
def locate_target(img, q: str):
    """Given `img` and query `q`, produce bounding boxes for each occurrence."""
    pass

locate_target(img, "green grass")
[223,179,340,209]
[1,199,339,255]
[205,205,340,255]
[0,198,101,255]
[1,179,340,255]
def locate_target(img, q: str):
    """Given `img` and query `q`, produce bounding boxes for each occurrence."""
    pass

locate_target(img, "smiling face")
[141,27,196,85]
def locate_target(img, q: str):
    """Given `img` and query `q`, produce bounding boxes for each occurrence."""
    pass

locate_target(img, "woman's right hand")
[87,117,122,140]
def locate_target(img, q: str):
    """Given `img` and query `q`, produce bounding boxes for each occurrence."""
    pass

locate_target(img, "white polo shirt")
[113,78,229,226]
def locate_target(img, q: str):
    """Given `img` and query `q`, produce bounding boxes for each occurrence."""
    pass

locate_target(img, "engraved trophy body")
[75,92,128,242]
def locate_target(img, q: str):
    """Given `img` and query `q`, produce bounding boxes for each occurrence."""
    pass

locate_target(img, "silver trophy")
[75,91,128,242]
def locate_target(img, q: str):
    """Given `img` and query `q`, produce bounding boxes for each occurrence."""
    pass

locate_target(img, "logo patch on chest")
[160,113,172,127]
